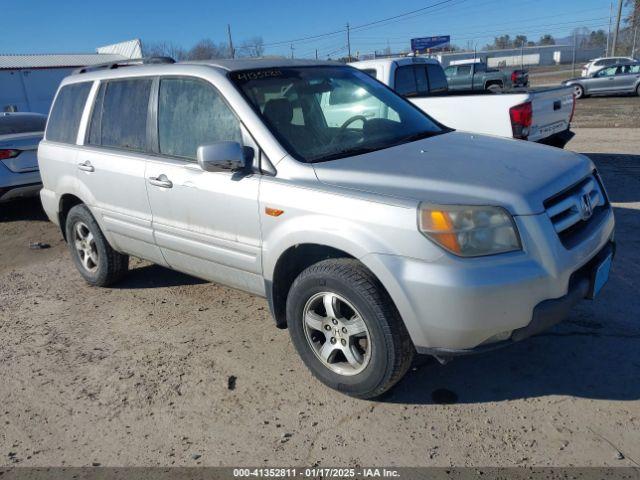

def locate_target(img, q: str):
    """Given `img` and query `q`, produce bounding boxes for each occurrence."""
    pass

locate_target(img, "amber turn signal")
[265,207,284,217]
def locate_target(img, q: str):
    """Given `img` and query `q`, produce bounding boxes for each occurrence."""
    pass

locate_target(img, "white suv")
[582,56,637,77]
[39,58,615,398]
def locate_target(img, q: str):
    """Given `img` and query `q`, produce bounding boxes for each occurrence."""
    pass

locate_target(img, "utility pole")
[611,0,624,56]
[227,24,235,59]
[606,1,613,56]
[290,44,294,59]
[346,22,352,61]
[572,31,577,77]
[633,22,638,58]
[315,49,318,60]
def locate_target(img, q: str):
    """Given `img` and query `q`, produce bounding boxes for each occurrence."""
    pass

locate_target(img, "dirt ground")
[572,96,640,129]
[1,125,639,468]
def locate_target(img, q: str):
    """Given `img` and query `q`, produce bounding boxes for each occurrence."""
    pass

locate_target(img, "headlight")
[418,203,521,257]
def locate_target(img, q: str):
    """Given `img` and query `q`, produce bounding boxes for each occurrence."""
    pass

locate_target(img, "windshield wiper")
[396,130,442,144]
[312,145,387,162]
[310,130,445,162]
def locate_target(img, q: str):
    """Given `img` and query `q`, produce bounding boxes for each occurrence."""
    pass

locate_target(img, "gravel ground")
[572,96,640,129]
[1,127,639,468]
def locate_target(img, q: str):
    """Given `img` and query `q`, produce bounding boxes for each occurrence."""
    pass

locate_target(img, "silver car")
[38,59,615,398]
[564,62,640,98]
[0,112,46,202]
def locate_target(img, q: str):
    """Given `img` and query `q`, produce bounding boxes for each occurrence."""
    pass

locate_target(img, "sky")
[2,0,630,58]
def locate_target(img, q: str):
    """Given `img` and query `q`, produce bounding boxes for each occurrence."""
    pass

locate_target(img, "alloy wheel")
[73,221,99,273]
[302,292,371,376]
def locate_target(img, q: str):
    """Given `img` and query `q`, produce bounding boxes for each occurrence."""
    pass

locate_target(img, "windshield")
[231,66,445,163]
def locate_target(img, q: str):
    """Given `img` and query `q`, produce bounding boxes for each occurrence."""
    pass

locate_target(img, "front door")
[588,66,618,93]
[145,76,263,294]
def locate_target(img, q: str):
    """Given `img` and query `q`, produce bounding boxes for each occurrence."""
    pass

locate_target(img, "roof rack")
[72,56,175,75]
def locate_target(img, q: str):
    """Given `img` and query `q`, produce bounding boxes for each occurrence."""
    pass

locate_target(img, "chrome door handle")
[77,161,94,172]
[148,175,173,188]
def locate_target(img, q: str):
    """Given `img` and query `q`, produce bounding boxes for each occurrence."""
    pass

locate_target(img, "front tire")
[286,259,414,399]
[573,84,585,99]
[65,204,129,286]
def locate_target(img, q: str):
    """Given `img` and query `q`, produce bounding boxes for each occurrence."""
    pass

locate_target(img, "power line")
[258,0,461,49]
[351,0,455,31]
[350,6,611,41]
[351,17,610,49]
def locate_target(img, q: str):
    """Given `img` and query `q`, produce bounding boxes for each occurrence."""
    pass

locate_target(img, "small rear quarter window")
[46,82,92,144]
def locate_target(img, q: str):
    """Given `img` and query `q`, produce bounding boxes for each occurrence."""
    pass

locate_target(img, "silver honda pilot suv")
[38,58,615,398]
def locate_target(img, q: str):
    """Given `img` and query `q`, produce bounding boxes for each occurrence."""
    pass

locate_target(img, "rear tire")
[65,204,129,286]
[636,84,640,97]
[486,83,503,93]
[286,258,414,399]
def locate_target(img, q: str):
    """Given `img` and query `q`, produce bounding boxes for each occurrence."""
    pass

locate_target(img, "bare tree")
[538,34,556,46]
[188,39,231,60]
[142,41,188,60]
[513,35,528,48]
[238,36,265,57]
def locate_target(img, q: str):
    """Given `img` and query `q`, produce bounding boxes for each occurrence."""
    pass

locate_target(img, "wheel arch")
[58,193,85,241]
[266,243,401,330]
[485,79,504,89]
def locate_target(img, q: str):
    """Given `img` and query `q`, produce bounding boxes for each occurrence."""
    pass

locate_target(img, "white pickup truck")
[346,57,575,148]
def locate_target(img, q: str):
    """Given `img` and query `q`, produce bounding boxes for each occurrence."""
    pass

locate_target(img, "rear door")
[77,77,166,265]
[446,65,472,90]
[145,76,263,294]
[614,64,640,92]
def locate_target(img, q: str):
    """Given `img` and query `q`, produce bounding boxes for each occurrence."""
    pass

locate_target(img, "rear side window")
[426,64,448,93]
[395,65,441,97]
[157,77,242,160]
[46,82,92,144]
[88,78,152,152]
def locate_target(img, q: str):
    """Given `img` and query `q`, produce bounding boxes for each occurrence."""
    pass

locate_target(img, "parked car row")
[349,56,574,147]
[33,57,614,399]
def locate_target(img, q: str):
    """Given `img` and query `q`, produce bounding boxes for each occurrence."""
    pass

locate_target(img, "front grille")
[544,172,610,249]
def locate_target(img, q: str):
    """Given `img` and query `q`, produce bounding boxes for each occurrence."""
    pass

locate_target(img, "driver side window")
[158,77,242,160]
[598,66,618,77]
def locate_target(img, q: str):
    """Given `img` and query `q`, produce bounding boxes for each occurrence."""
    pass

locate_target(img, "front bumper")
[420,241,615,357]
[364,208,615,353]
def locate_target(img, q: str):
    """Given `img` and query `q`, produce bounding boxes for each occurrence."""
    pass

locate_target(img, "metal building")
[0,39,142,114]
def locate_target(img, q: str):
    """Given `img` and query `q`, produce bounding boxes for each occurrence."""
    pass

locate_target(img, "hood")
[312,131,593,215]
